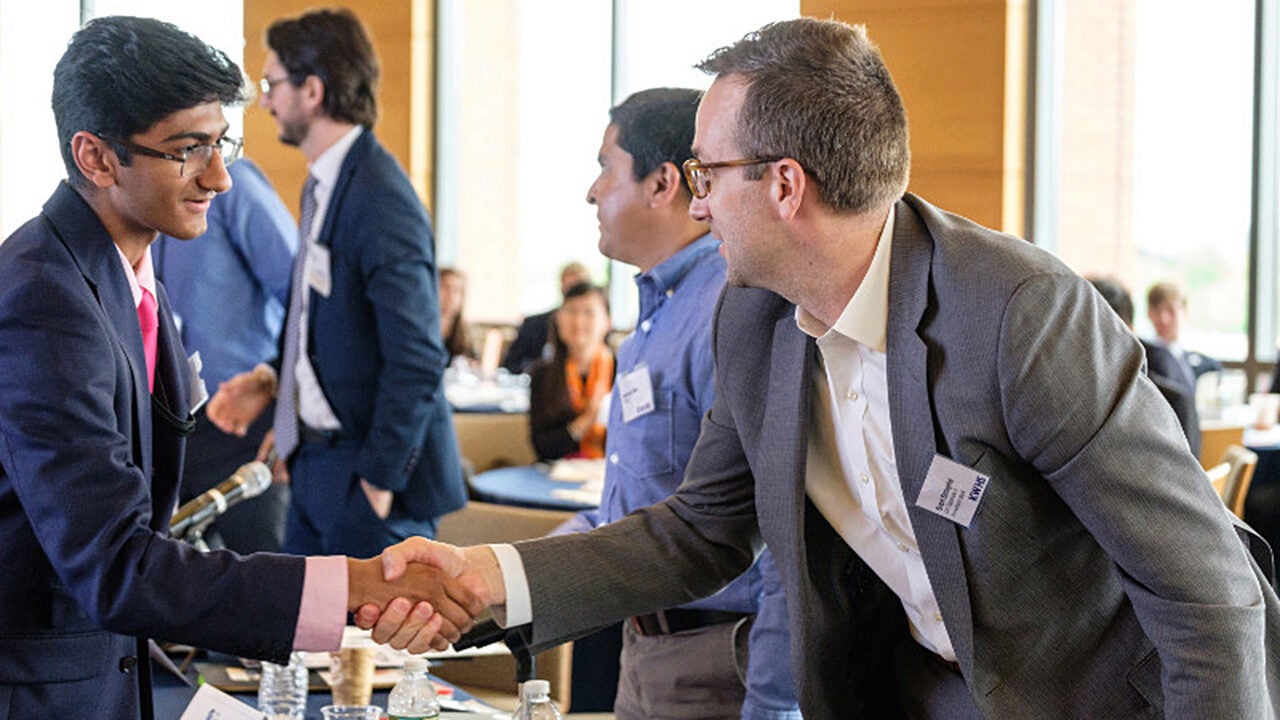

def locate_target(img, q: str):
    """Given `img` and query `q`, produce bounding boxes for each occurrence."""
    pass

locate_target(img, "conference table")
[468,462,605,511]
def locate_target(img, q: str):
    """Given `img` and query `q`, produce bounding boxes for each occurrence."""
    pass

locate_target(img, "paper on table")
[178,684,262,720]
[547,458,606,483]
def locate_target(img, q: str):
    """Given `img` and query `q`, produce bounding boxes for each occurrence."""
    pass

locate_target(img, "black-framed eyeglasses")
[682,157,781,199]
[97,134,243,178]
[259,75,292,96]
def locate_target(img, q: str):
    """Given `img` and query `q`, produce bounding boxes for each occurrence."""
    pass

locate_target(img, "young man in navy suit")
[0,16,479,719]
[209,8,466,559]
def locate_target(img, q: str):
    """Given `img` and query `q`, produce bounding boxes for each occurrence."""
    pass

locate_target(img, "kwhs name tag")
[915,454,990,528]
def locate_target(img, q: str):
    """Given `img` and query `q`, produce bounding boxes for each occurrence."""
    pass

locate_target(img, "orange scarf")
[564,348,614,459]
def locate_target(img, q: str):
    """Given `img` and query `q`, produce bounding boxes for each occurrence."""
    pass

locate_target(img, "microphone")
[170,462,272,539]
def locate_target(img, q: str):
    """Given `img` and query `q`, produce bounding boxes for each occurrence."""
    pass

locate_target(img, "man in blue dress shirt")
[556,88,799,720]
[154,157,297,552]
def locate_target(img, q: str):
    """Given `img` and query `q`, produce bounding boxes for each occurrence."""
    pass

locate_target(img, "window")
[1034,0,1257,364]
[436,0,798,328]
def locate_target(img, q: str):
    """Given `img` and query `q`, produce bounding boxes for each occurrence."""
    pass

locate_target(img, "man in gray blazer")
[366,18,1280,719]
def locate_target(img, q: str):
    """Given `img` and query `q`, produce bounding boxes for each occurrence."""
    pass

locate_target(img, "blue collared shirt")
[559,234,799,718]
[154,159,297,389]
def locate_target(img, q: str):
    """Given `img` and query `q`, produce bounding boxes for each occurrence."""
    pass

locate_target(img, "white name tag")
[617,364,655,423]
[306,243,332,297]
[187,351,208,414]
[915,454,990,528]
[178,683,263,720]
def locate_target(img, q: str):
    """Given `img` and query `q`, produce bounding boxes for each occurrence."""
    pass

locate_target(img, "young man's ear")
[70,131,119,189]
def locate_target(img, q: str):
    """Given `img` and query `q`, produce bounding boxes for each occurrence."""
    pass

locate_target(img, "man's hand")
[353,538,507,653]
[346,557,485,651]
[207,364,275,436]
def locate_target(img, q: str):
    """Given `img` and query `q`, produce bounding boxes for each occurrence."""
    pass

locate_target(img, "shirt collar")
[635,233,719,321]
[795,204,895,352]
[115,243,156,309]
[308,125,364,190]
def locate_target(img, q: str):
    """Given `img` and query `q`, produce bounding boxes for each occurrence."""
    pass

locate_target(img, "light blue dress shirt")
[559,234,800,719]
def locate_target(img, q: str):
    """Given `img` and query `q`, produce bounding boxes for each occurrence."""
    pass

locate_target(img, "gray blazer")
[515,194,1280,719]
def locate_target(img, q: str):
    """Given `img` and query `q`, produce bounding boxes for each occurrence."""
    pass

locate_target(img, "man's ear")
[772,158,806,220]
[300,74,325,113]
[70,131,118,189]
[647,162,684,208]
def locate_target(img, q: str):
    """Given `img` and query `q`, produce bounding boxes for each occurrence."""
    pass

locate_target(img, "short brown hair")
[1147,281,1187,310]
[266,8,379,127]
[696,18,910,213]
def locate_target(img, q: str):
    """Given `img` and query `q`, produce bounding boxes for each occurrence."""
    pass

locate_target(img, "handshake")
[347,538,507,653]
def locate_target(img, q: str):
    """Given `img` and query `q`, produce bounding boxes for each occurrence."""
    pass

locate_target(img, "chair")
[1205,461,1231,500]
[433,501,576,710]
[453,412,537,473]
[1219,444,1258,519]
[1199,422,1245,470]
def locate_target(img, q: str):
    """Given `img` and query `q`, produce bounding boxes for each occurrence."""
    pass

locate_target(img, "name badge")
[306,243,332,297]
[617,364,655,423]
[915,454,990,528]
[187,351,209,414]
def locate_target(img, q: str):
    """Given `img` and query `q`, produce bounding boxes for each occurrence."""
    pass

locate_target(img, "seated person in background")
[439,267,476,364]
[528,283,614,460]
[1146,280,1223,385]
[1091,277,1201,457]
[502,261,592,374]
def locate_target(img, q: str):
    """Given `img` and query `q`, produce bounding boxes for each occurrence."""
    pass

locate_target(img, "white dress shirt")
[796,206,955,661]
[294,125,364,432]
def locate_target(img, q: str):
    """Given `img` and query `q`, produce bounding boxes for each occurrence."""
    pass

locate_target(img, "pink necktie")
[138,287,158,393]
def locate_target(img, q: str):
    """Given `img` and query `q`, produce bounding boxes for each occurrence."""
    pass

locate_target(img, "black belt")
[299,425,347,446]
[630,609,749,636]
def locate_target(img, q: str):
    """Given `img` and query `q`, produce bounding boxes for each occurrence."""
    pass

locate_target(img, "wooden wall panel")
[242,0,433,218]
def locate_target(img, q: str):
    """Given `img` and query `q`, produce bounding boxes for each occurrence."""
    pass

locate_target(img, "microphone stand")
[453,619,537,685]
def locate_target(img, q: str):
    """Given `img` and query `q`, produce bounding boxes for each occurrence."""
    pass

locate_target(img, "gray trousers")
[613,617,751,720]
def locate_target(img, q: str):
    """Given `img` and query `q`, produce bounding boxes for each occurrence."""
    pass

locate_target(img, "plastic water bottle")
[257,651,307,720]
[387,656,441,719]
[515,679,563,720]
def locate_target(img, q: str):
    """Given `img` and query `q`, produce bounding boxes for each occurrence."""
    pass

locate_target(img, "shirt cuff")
[489,543,531,627]
[292,555,347,651]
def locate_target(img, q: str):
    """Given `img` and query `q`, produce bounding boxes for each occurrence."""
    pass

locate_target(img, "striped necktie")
[273,175,318,461]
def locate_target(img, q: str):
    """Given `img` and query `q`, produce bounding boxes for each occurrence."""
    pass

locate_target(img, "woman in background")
[439,267,476,363]
[528,283,614,460]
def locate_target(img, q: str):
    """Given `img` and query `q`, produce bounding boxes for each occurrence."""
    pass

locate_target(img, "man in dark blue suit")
[209,8,466,558]
[0,16,479,719]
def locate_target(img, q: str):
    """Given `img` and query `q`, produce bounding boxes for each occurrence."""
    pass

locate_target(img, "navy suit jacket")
[0,184,306,719]
[299,130,465,526]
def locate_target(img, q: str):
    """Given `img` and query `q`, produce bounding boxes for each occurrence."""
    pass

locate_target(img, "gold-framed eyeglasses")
[259,75,292,96]
[97,134,243,178]
[682,157,781,199]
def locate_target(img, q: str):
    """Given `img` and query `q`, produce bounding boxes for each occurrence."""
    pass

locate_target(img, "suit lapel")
[314,129,371,249]
[44,185,152,463]
[885,198,977,674]
[761,311,814,581]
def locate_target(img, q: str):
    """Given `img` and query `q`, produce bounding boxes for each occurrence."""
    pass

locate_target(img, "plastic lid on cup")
[523,679,551,699]
[404,656,428,673]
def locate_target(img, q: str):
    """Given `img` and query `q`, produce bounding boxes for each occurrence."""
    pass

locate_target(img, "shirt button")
[640,320,652,332]
[845,389,858,400]
[859,474,870,484]
[934,612,944,622]
[610,453,619,465]
[665,288,674,297]
[897,543,909,553]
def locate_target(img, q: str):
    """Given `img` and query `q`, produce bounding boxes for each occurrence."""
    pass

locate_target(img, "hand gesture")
[208,365,274,436]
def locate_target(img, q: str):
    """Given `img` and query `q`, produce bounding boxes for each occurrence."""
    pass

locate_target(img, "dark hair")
[1088,277,1134,327]
[266,8,379,127]
[550,283,610,364]
[52,16,246,188]
[696,18,910,213]
[609,88,702,195]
